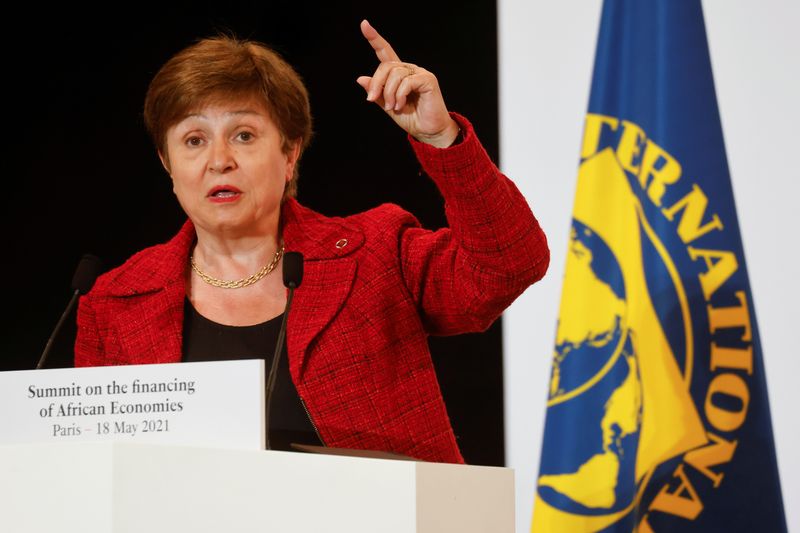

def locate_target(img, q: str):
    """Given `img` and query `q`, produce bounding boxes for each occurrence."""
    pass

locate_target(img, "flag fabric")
[532,1,786,531]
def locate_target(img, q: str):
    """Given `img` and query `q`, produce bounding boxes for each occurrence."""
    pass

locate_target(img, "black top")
[181,299,322,451]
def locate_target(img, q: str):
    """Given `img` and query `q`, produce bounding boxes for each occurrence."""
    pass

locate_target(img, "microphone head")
[71,254,103,294]
[282,251,304,289]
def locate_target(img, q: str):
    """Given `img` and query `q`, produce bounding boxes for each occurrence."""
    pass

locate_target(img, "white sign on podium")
[0,360,265,450]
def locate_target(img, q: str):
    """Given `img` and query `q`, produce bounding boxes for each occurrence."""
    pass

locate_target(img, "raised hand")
[356,19,460,148]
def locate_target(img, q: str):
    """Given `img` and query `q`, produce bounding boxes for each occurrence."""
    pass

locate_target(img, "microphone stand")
[36,290,80,369]
[36,254,102,369]
[264,251,303,450]
[264,286,295,450]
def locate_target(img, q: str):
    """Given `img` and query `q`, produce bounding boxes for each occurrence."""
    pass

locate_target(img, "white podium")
[0,442,514,532]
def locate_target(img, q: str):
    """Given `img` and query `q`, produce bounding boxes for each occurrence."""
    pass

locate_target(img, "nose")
[208,139,236,174]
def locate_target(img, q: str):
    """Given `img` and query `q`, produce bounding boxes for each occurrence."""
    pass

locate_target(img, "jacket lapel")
[289,258,357,376]
[282,200,364,378]
[114,281,185,364]
[107,222,194,365]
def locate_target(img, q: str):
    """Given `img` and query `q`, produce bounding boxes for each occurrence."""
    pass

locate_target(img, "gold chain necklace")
[190,246,284,289]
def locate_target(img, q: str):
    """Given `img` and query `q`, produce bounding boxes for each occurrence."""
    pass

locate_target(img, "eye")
[185,136,204,147]
[236,131,255,142]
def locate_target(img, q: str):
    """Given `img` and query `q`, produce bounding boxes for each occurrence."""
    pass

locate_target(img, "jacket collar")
[105,220,194,297]
[281,198,365,260]
[102,199,365,376]
[105,198,365,297]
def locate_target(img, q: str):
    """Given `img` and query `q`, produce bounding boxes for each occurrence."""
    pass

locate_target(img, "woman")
[75,20,549,463]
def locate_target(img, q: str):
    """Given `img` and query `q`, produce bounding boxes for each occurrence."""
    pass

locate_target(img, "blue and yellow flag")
[532,1,786,531]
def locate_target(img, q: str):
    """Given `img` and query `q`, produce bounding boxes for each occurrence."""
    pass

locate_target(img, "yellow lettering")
[687,247,738,301]
[649,464,703,519]
[581,114,619,159]
[637,514,655,533]
[638,140,682,206]
[662,184,723,243]
[710,343,753,375]
[705,373,749,432]
[708,291,752,342]
[684,432,738,488]
[616,120,647,174]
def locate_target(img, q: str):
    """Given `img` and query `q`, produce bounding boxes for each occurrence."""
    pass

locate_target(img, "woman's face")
[162,99,299,237]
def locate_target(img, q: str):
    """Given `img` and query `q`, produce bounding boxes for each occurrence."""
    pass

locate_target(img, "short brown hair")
[143,35,313,199]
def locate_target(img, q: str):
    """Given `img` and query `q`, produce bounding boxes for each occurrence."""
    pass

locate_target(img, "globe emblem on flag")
[537,219,643,515]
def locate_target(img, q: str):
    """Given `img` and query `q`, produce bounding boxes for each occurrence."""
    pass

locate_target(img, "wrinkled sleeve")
[399,113,550,335]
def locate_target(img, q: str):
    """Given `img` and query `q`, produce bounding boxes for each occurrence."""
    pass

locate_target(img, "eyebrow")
[184,109,264,120]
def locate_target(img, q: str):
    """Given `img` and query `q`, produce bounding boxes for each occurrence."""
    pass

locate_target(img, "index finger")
[360,19,401,63]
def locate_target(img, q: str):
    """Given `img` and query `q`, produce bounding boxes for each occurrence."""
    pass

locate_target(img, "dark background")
[1,1,504,466]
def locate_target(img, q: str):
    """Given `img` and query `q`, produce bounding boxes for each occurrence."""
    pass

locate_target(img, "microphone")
[36,254,103,369]
[264,251,304,450]
[281,252,304,290]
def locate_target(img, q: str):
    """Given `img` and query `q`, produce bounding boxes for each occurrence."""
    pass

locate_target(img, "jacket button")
[335,238,348,249]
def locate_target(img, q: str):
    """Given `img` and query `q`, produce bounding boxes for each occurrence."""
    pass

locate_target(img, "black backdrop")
[1,1,504,466]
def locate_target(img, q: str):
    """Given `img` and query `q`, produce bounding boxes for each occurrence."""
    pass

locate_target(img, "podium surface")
[0,442,513,532]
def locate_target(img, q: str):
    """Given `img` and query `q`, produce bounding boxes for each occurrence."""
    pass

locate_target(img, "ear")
[158,150,171,175]
[284,141,302,182]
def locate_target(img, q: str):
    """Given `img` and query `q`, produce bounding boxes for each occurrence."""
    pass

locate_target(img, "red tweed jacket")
[75,114,549,463]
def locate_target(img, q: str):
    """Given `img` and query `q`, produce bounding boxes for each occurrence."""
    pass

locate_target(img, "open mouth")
[208,185,242,201]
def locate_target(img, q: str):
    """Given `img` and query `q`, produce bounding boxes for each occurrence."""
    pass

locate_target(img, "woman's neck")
[191,226,282,280]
